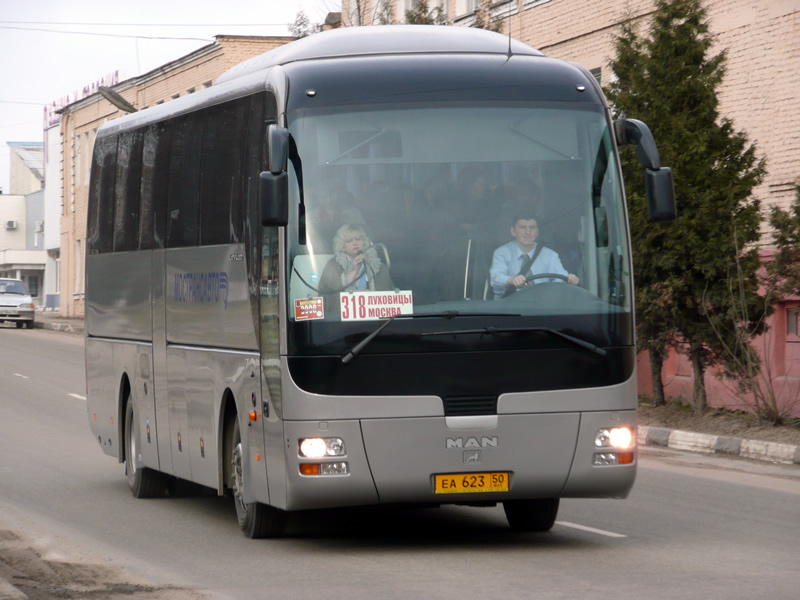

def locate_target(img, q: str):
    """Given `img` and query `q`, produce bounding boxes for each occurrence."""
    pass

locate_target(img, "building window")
[26,275,40,298]
[523,0,553,10]
[590,67,602,86]
[788,307,799,339]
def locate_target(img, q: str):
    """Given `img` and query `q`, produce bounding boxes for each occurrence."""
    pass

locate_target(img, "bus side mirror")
[259,172,288,226]
[644,167,676,223]
[261,124,290,226]
[614,118,676,222]
[267,124,289,175]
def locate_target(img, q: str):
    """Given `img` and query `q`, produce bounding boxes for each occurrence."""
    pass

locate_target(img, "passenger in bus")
[490,212,579,299]
[318,224,394,313]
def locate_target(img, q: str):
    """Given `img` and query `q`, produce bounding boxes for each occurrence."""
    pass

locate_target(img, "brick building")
[342,0,800,415]
[57,35,292,318]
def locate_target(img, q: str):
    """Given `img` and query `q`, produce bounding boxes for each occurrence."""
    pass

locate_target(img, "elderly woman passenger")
[318,224,394,313]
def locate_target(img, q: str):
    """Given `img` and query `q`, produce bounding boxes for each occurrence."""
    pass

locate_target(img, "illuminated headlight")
[298,437,346,458]
[595,427,634,449]
[593,427,635,466]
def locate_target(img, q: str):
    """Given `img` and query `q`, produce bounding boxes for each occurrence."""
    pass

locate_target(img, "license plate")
[434,472,509,494]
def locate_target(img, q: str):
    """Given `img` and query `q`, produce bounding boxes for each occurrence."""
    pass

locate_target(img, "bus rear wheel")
[230,418,286,538]
[503,498,559,532]
[124,395,170,498]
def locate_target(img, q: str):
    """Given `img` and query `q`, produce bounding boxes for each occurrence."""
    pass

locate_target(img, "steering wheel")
[524,272,569,283]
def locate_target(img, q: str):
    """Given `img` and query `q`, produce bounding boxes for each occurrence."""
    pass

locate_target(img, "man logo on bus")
[446,436,498,449]
[174,271,229,309]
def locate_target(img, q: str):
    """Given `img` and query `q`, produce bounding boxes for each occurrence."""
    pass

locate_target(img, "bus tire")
[503,498,559,532]
[124,395,170,498]
[230,418,286,538]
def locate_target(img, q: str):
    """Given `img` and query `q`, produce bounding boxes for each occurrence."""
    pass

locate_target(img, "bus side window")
[113,130,143,252]
[200,98,249,246]
[87,135,118,255]
[140,123,171,249]
[167,115,202,248]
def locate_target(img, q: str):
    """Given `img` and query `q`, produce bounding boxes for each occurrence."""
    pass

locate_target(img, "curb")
[639,425,800,465]
[33,320,83,334]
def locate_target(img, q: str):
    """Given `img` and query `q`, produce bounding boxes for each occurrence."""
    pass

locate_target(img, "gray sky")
[0,0,340,194]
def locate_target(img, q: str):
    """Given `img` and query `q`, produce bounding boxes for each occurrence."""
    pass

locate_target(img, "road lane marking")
[14,373,29,379]
[556,521,627,538]
[69,393,86,401]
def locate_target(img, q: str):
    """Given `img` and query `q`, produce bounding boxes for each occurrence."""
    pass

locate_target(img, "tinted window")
[167,115,202,247]
[87,135,118,254]
[113,130,144,252]
[140,123,171,249]
[200,98,249,245]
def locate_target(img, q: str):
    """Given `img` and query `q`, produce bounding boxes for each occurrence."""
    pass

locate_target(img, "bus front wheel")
[230,418,286,538]
[503,498,559,532]
[124,395,170,498]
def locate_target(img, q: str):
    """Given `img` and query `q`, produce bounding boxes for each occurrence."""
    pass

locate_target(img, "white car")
[0,278,35,329]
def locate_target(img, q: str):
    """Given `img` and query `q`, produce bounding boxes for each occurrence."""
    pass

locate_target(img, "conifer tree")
[606,0,766,413]
[405,1,446,25]
[767,184,800,297]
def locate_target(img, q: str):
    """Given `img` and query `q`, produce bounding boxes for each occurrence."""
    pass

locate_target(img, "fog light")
[593,453,618,465]
[299,437,346,458]
[299,462,349,476]
[320,462,349,475]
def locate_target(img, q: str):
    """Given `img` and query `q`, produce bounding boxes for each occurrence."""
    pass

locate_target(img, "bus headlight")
[298,437,346,458]
[595,427,634,449]
[593,427,635,466]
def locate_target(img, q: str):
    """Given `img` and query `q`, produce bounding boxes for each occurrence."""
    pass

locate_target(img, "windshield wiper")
[341,311,521,364]
[420,326,607,357]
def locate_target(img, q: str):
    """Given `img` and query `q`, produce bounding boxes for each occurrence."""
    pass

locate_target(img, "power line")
[0,101,44,106]
[0,25,214,41]
[0,21,291,27]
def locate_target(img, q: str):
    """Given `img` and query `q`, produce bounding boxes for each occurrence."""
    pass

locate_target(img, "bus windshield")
[281,100,632,356]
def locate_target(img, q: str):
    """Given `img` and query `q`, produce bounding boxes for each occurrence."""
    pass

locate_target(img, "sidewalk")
[34,310,84,334]
[31,310,799,466]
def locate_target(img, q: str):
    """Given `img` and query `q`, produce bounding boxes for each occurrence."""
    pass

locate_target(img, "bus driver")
[490,212,579,299]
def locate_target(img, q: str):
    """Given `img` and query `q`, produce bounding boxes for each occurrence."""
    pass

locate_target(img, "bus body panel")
[282,419,379,511]
[562,409,637,498]
[86,252,152,340]
[86,338,121,459]
[86,338,158,471]
[163,346,264,493]
[165,244,257,351]
[359,414,580,503]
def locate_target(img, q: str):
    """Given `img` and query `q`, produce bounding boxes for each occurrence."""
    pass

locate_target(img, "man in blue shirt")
[490,213,579,299]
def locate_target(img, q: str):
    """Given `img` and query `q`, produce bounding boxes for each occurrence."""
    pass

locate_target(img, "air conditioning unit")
[5,220,18,230]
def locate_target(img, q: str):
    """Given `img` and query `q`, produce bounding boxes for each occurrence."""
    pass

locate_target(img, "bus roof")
[216,25,544,85]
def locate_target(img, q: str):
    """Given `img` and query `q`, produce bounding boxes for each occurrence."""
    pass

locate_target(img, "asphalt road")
[1,325,799,599]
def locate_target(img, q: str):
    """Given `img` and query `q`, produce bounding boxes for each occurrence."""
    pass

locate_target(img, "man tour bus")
[86,26,675,538]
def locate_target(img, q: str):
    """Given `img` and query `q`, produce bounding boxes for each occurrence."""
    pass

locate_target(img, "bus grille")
[443,396,497,416]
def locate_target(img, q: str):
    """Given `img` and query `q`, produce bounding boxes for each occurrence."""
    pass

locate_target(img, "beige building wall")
[58,35,292,317]
[9,151,42,196]
[342,0,800,218]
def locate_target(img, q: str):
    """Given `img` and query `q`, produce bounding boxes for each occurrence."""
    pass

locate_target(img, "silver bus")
[86,26,674,538]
